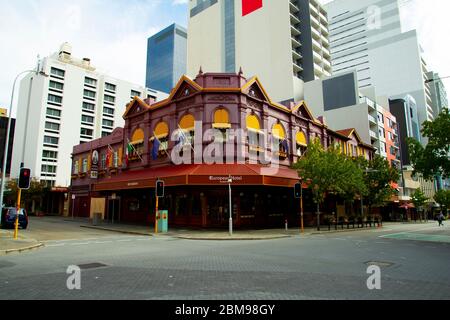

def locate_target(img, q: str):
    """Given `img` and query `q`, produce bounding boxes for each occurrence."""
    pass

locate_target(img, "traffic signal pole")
[154,195,159,234]
[13,189,21,240]
[300,185,304,234]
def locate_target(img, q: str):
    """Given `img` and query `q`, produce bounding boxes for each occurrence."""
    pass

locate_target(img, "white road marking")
[117,239,132,242]
[46,243,66,247]
[70,242,90,246]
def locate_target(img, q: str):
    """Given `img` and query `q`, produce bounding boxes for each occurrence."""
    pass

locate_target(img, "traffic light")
[19,168,31,190]
[294,183,302,199]
[156,180,164,198]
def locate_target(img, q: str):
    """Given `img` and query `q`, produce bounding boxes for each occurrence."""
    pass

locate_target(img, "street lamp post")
[300,179,304,234]
[0,70,45,225]
[228,175,233,236]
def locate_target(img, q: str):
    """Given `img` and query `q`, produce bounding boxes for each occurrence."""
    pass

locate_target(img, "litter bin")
[92,212,102,226]
[157,210,169,233]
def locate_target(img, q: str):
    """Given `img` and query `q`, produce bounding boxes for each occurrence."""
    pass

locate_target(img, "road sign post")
[71,194,76,220]
[155,180,164,233]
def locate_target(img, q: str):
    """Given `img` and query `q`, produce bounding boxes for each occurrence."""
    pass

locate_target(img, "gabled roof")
[241,77,292,113]
[336,128,365,144]
[291,101,321,124]
[122,97,150,119]
[149,75,203,110]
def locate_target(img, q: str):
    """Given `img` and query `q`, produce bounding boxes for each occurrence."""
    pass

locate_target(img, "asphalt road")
[0,218,449,300]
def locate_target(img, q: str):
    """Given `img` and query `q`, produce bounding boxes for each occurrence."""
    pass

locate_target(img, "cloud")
[0,0,188,117]
[172,0,188,5]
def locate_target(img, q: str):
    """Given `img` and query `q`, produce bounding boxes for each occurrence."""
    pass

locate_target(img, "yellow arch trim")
[296,131,307,146]
[246,115,261,131]
[272,123,286,140]
[179,114,195,130]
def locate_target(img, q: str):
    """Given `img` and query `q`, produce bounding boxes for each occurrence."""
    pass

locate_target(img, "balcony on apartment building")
[290,1,299,14]
[310,14,320,28]
[309,2,319,17]
[311,26,321,40]
[291,36,302,49]
[368,114,377,125]
[291,25,301,37]
[290,13,300,26]
[292,49,302,61]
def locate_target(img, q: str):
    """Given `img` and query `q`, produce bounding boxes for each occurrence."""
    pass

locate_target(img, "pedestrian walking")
[437,212,445,227]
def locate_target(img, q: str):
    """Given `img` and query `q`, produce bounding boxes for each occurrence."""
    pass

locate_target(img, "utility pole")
[228,175,233,236]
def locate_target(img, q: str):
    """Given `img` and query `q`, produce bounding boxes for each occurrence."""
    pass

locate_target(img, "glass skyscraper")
[146,24,187,94]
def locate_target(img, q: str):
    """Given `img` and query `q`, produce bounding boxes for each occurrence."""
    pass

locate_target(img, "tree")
[411,188,428,210]
[434,189,450,215]
[293,139,366,229]
[407,108,450,180]
[5,178,50,213]
[363,156,400,216]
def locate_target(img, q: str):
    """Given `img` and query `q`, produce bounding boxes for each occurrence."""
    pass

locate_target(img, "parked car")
[1,207,28,229]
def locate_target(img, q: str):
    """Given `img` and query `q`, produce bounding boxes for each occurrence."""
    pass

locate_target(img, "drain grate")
[365,261,394,268]
[77,262,108,270]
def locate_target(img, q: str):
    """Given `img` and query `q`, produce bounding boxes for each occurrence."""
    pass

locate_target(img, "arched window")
[151,121,169,159]
[213,109,231,142]
[246,115,263,150]
[272,123,288,159]
[129,128,145,162]
[296,131,307,157]
[178,114,195,146]
[131,128,144,144]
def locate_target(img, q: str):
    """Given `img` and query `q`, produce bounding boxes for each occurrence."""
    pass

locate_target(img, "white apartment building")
[11,43,168,188]
[325,0,434,138]
[187,0,332,103]
[304,71,400,162]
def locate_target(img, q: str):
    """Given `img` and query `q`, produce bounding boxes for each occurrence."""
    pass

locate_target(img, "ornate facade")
[70,72,374,228]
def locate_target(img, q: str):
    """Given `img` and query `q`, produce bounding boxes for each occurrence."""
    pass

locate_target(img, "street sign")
[72,194,76,200]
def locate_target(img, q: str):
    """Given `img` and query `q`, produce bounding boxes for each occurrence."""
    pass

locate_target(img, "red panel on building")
[242,0,263,17]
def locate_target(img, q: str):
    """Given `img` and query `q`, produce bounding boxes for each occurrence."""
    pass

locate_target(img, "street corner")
[0,230,44,256]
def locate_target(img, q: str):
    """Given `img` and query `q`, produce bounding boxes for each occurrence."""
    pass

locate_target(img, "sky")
[0,0,449,117]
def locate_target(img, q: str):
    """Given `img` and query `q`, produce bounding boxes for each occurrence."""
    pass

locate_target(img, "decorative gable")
[122,97,150,119]
[292,101,316,122]
[173,82,199,100]
[242,77,271,102]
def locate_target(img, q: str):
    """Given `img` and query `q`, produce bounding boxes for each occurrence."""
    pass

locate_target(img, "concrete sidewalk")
[78,219,396,240]
[0,230,44,255]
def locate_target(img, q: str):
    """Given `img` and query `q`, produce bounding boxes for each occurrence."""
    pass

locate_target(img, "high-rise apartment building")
[325,0,434,139]
[12,43,168,188]
[146,24,188,94]
[0,110,15,177]
[304,71,400,165]
[426,71,449,116]
[187,0,332,102]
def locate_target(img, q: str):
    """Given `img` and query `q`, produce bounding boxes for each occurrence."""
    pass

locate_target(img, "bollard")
[285,220,288,232]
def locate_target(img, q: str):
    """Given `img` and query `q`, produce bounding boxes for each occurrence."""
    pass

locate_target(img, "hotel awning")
[93,164,300,191]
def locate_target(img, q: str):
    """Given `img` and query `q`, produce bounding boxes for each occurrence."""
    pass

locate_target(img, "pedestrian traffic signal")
[19,168,31,190]
[156,180,164,198]
[294,183,302,198]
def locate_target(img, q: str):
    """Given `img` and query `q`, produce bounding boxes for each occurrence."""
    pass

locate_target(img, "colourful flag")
[152,138,160,160]
[125,141,133,166]
[242,0,263,17]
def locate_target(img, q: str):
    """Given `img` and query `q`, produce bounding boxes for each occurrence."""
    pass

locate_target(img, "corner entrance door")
[207,191,229,227]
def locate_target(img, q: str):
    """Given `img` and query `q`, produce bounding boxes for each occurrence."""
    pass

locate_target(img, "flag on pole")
[152,138,160,160]
[105,145,113,167]
[125,141,133,166]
